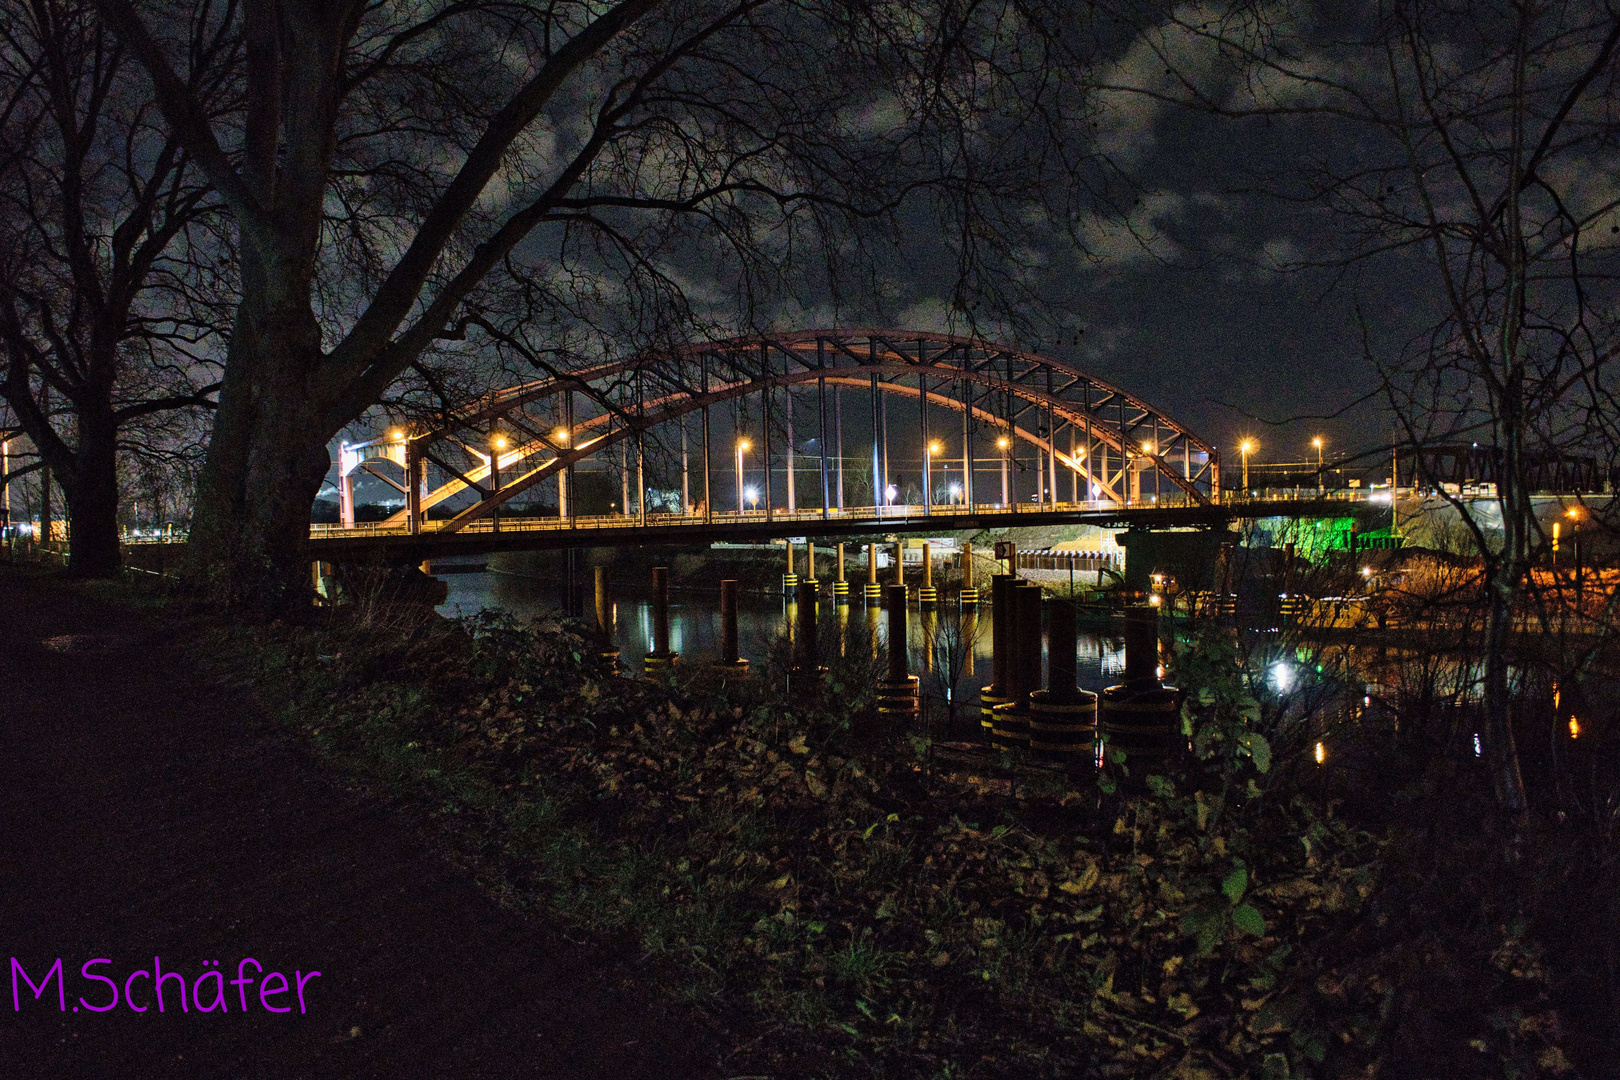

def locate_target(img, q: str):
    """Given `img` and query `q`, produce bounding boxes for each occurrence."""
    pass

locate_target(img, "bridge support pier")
[833,543,849,603]
[782,539,797,594]
[804,540,818,595]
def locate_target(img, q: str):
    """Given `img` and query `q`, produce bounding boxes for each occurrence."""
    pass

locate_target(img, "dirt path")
[0,571,719,1079]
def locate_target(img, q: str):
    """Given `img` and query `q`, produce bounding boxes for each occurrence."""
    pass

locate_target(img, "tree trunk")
[185,252,331,613]
[61,402,123,578]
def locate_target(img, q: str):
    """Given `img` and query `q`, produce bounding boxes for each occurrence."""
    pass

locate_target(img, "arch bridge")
[325,329,1220,548]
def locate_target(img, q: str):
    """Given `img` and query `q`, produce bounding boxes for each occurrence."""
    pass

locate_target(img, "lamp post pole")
[736,439,749,514]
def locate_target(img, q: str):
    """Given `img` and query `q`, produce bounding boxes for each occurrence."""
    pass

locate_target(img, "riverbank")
[7,561,1606,1077]
[149,579,1595,1077]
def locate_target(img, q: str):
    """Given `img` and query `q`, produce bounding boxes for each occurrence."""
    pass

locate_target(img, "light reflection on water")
[437,570,1129,706]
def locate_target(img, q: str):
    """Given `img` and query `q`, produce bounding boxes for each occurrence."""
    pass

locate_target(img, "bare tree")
[0,0,231,576]
[1112,0,1620,813]
[88,0,1118,610]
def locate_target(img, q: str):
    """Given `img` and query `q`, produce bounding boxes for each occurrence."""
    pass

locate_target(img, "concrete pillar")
[805,540,818,589]
[783,539,798,594]
[833,542,850,603]
[919,540,937,606]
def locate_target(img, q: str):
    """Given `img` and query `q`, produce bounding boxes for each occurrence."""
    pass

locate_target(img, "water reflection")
[437,569,1129,709]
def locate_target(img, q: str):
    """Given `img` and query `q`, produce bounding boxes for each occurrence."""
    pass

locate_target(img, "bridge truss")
[333,329,1219,536]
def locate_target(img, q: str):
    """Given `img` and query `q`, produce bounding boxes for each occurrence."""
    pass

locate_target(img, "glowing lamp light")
[744,485,759,508]
[553,427,570,444]
[1361,566,1373,577]
[389,428,405,441]
[997,436,1010,450]
[737,438,751,451]
[1569,717,1581,739]
[1312,437,1323,449]
[1271,661,1295,693]
[1240,440,1255,455]
[491,434,508,449]
[1148,593,1162,607]
[1314,741,1326,764]
[928,441,943,455]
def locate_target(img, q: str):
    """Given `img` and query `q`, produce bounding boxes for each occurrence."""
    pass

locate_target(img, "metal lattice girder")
[343,330,1218,532]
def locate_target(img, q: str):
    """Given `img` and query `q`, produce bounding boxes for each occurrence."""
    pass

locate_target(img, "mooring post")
[645,566,678,673]
[960,541,979,606]
[783,539,798,595]
[980,573,1015,740]
[718,579,748,670]
[919,540,938,606]
[833,542,849,603]
[990,583,1041,752]
[1029,597,1098,767]
[805,540,818,592]
[1100,604,1181,776]
[865,542,883,602]
[877,582,919,717]
[792,580,822,675]
[595,566,619,665]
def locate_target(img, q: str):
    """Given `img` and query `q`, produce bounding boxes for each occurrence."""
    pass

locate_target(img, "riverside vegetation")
[189,591,1593,1080]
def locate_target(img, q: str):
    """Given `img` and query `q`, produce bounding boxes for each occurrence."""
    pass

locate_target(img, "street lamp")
[926,440,943,509]
[744,485,759,510]
[996,435,1011,506]
[1239,439,1255,495]
[1312,436,1324,494]
[735,438,751,513]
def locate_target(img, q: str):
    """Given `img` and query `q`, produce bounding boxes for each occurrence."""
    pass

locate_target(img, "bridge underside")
[307,499,1352,562]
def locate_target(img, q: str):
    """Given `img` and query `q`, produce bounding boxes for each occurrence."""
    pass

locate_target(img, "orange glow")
[997,436,1010,449]
[491,434,508,450]
[1569,717,1581,739]
[1314,741,1326,764]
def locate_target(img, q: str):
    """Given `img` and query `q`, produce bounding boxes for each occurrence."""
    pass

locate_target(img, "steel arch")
[340,329,1218,533]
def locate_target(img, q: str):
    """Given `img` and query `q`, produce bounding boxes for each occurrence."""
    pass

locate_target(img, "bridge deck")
[301,495,1370,560]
